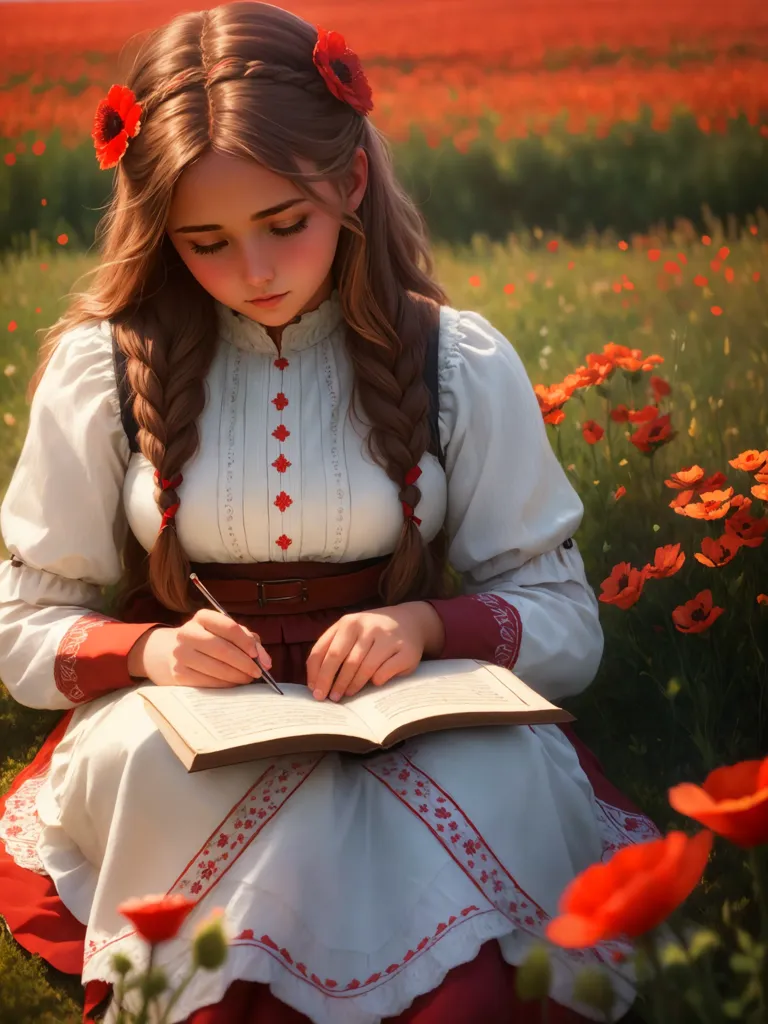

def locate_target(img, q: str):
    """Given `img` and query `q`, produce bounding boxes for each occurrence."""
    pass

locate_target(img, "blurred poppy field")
[1,0,767,1020]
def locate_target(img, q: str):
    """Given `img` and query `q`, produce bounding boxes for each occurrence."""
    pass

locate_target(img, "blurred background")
[0,3,767,1020]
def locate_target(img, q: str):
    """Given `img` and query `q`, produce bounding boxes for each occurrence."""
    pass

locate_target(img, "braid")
[345,287,446,604]
[113,260,218,614]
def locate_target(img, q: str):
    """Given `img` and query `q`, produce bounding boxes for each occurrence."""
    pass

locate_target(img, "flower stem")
[749,846,768,1014]
[157,966,197,1024]
[635,933,674,1024]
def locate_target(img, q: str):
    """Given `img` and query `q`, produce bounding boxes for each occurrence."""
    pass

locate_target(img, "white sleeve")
[0,320,159,710]
[429,307,604,702]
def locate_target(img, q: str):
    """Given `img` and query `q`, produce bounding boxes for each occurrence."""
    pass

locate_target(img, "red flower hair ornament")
[92,29,371,170]
[91,85,143,170]
[312,28,373,116]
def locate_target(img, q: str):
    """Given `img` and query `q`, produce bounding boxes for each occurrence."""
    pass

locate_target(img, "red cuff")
[426,594,522,670]
[54,613,164,704]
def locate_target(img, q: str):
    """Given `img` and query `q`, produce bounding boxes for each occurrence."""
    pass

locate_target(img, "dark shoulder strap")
[111,322,140,454]
[423,305,446,470]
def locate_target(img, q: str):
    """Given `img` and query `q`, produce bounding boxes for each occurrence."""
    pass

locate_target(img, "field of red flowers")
[2,0,768,144]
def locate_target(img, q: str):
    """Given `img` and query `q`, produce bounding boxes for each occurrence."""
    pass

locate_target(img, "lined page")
[346,660,541,741]
[138,683,375,752]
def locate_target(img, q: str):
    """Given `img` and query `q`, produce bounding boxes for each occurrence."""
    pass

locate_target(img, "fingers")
[183,647,260,685]
[308,626,358,701]
[192,609,273,669]
[305,625,337,693]
[327,638,383,702]
[369,649,414,688]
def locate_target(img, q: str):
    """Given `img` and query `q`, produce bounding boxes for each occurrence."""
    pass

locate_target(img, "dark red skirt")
[0,577,646,1024]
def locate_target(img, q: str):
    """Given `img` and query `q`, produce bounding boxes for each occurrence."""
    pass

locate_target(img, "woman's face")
[166,148,368,330]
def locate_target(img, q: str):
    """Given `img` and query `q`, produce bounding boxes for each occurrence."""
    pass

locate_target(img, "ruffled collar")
[215,290,345,355]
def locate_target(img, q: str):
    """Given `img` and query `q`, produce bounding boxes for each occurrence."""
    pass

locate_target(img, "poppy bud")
[111,952,133,976]
[573,966,616,1017]
[141,965,169,999]
[192,910,229,971]
[514,943,551,1001]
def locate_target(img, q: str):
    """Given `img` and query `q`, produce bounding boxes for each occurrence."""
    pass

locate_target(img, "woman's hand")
[128,609,273,688]
[305,601,445,702]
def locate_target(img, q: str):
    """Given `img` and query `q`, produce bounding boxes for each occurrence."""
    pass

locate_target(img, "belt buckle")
[257,578,309,608]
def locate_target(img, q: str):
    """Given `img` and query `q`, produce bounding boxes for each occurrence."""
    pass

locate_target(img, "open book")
[137,659,574,772]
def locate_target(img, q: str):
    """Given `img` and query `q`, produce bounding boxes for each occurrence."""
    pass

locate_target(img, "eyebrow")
[172,198,304,234]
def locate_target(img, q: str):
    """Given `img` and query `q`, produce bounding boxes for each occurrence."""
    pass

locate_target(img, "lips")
[247,293,286,302]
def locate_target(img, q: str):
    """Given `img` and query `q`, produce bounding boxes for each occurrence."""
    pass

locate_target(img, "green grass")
[0,216,767,1019]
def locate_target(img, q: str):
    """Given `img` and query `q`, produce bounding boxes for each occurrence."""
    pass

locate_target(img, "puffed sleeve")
[426,308,603,702]
[0,320,164,710]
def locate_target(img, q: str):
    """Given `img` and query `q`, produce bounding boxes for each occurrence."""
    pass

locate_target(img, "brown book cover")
[137,659,575,772]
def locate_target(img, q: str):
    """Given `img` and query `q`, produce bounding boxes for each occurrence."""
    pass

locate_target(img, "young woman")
[0,4,657,1022]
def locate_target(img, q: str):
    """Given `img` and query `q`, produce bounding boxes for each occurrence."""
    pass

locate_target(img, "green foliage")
[0,928,81,1023]
[1,112,767,253]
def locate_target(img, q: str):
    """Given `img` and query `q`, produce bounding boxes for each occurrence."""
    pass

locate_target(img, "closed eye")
[189,215,309,255]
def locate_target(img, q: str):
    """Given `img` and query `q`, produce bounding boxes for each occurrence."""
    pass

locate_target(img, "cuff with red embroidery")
[54,614,164,705]
[426,593,522,669]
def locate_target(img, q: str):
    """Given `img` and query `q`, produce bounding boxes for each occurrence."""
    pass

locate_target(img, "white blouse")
[0,294,603,710]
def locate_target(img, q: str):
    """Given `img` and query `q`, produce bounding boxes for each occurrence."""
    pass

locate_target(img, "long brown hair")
[28,2,451,614]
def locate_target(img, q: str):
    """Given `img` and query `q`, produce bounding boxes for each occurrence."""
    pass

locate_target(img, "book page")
[346,660,541,742]
[138,684,376,753]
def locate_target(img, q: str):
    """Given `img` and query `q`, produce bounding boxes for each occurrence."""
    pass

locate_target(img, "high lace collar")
[215,290,345,356]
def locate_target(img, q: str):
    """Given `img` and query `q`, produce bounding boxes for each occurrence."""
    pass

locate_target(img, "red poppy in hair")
[92,85,143,169]
[312,28,373,116]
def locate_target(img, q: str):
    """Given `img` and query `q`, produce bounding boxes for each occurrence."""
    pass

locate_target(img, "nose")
[241,240,275,289]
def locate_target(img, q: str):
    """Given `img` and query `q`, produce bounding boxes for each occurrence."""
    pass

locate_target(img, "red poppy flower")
[729,449,768,473]
[758,594,768,606]
[674,487,733,521]
[630,413,675,454]
[693,535,741,568]
[118,893,196,944]
[628,405,659,424]
[598,562,645,610]
[613,485,626,501]
[725,509,768,548]
[312,28,373,116]
[672,590,725,634]
[650,376,671,400]
[581,420,604,445]
[644,543,685,579]
[610,404,631,423]
[91,85,143,170]
[546,830,712,948]
[669,758,768,848]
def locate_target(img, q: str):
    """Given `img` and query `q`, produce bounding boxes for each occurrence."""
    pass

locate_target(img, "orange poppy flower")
[669,758,768,848]
[650,376,671,401]
[758,594,768,606]
[752,485,768,502]
[563,367,599,391]
[725,509,768,548]
[672,590,725,634]
[755,471,768,485]
[628,405,659,424]
[644,543,685,579]
[546,830,712,948]
[582,420,604,445]
[630,413,675,455]
[730,494,752,510]
[598,563,645,610]
[665,466,705,490]
[118,892,197,944]
[693,535,741,568]
[729,450,768,473]
[668,489,696,510]
[585,352,615,381]
[534,382,574,425]
[674,488,733,520]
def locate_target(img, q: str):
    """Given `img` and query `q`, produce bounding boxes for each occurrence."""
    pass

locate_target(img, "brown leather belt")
[187,557,388,616]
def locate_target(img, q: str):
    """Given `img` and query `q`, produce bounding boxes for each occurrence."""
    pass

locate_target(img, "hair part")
[28,1,452,615]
